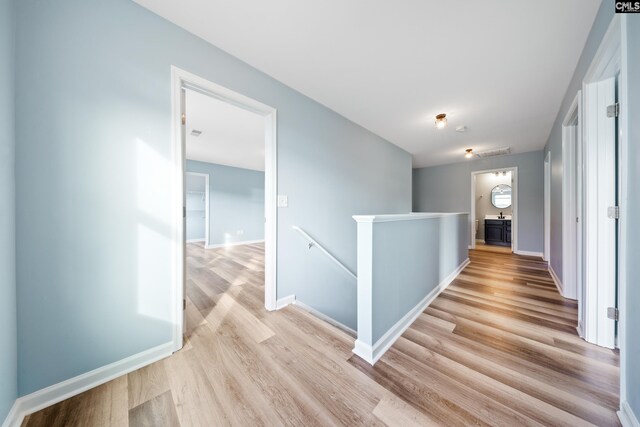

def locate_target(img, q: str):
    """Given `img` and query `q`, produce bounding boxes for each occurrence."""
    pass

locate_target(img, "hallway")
[22,247,619,426]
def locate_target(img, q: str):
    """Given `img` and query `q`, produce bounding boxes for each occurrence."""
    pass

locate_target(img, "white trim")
[171,66,278,320]
[618,13,629,408]
[544,151,551,262]
[561,93,581,300]
[185,171,210,247]
[1,402,19,427]
[469,167,518,252]
[583,59,617,348]
[275,294,295,309]
[293,299,357,337]
[618,401,640,427]
[513,250,544,258]
[576,322,585,339]
[353,212,468,223]
[205,239,265,249]
[2,342,174,427]
[170,67,185,352]
[548,265,564,297]
[353,258,469,365]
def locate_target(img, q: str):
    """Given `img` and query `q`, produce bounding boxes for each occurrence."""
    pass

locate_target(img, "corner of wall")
[0,0,18,423]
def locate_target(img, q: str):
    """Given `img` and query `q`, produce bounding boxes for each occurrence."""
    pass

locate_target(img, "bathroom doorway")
[470,167,518,253]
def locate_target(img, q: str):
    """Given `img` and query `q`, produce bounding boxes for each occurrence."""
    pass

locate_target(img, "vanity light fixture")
[464,148,473,159]
[435,113,447,129]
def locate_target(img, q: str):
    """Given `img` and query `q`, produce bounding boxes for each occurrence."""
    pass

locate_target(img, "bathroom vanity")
[484,218,511,246]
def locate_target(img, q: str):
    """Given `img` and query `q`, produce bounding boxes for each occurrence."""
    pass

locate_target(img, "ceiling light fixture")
[464,148,473,159]
[435,113,447,129]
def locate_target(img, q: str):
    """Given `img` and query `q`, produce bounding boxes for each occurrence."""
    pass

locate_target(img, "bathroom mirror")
[491,184,512,208]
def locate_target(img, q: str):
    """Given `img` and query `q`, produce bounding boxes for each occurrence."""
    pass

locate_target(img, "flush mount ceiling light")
[435,113,447,129]
[464,148,473,159]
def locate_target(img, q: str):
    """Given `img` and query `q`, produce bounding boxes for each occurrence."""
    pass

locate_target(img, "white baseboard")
[1,401,19,427]
[576,321,584,338]
[619,401,640,427]
[514,249,544,258]
[353,258,470,365]
[186,238,205,243]
[293,300,357,337]
[205,239,264,249]
[275,294,295,310]
[2,342,174,427]
[548,265,564,296]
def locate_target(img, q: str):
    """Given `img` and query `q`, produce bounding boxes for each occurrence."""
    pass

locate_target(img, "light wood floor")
[23,244,620,426]
[474,241,513,254]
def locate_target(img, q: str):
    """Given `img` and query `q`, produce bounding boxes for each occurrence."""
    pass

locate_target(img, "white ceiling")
[137,0,601,167]
[185,89,265,171]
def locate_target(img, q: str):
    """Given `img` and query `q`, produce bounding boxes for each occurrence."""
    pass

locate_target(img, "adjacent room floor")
[22,245,620,426]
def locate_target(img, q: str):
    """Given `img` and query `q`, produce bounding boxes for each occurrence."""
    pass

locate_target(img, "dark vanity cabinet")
[485,219,511,246]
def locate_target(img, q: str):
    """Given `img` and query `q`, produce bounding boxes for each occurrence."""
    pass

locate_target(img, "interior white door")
[584,77,617,349]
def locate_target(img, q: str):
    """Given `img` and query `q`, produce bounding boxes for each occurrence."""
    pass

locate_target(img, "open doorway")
[470,168,517,254]
[185,172,210,247]
[170,67,278,350]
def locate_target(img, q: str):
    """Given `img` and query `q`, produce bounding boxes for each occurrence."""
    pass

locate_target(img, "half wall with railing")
[352,212,469,365]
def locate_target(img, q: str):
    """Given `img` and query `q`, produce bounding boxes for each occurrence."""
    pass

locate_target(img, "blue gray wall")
[412,151,544,254]
[624,13,640,422]
[280,112,411,330]
[543,2,614,279]
[371,215,468,342]
[186,160,265,246]
[14,0,411,395]
[0,0,17,420]
[185,173,206,241]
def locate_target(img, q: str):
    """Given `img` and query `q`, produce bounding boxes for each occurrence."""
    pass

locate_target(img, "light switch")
[277,195,288,208]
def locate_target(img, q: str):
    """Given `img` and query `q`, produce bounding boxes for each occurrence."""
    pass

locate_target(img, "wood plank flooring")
[23,244,620,426]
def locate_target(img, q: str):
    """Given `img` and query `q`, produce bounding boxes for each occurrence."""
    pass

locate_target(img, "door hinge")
[607,206,620,219]
[181,113,186,125]
[183,299,186,310]
[183,206,186,218]
[607,307,619,321]
[606,103,619,118]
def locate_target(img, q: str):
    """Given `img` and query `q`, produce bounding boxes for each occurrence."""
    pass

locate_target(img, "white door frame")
[582,15,621,351]
[469,167,518,252]
[544,152,550,263]
[581,14,629,416]
[561,93,581,301]
[170,66,278,351]
[185,172,210,247]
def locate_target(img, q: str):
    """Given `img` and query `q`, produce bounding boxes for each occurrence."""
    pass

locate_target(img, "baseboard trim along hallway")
[3,342,174,427]
[619,400,640,427]
[353,258,470,365]
[548,265,564,297]
[205,239,265,249]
